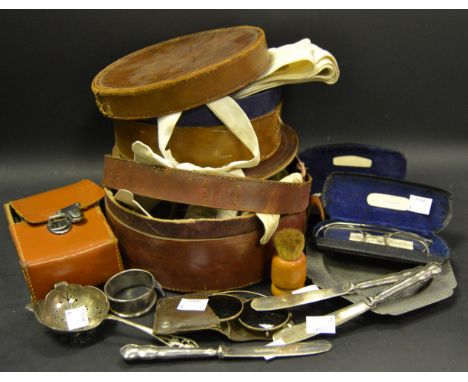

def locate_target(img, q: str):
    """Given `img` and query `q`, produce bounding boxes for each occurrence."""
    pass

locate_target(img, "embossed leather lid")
[92,26,270,119]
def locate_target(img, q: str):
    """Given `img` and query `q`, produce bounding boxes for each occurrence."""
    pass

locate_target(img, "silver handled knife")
[251,265,424,311]
[120,340,332,361]
[271,262,442,345]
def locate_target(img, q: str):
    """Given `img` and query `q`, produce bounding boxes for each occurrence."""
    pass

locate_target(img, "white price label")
[409,195,433,215]
[306,316,336,335]
[177,298,209,311]
[65,306,89,330]
[292,284,320,294]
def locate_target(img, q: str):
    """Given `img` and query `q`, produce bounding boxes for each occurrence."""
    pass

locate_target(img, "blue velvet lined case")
[299,143,407,194]
[313,173,453,265]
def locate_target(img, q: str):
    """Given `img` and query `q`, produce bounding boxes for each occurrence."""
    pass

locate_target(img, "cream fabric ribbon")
[256,172,304,244]
[132,38,340,174]
[132,96,259,177]
[114,189,152,217]
[131,38,339,242]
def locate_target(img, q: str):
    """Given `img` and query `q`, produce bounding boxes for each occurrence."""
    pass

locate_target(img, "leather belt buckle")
[47,202,83,235]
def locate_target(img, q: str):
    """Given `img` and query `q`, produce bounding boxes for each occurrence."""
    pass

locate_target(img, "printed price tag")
[409,195,433,215]
[306,316,336,335]
[177,298,209,311]
[292,284,320,294]
[65,306,89,330]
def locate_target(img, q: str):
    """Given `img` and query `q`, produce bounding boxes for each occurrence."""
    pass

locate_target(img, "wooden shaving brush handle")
[271,252,307,290]
[271,228,307,293]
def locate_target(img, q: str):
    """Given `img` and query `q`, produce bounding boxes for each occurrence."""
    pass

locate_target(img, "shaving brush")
[270,228,307,295]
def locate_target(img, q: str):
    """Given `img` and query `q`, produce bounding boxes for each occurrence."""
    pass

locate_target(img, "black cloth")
[1,10,467,371]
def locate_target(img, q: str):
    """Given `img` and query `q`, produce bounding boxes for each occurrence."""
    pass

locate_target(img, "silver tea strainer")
[27,282,198,348]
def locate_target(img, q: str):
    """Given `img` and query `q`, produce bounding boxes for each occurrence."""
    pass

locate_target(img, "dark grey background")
[1,10,467,371]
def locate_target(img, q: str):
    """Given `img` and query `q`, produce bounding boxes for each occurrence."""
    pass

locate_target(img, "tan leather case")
[4,180,124,301]
[92,26,270,119]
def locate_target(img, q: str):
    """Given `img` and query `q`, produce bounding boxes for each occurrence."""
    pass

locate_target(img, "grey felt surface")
[307,247,457,315]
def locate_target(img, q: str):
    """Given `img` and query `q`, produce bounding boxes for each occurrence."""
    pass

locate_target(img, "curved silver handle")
[272,262,443,345]
[370,262,442,306]
[353,265,424,290]
[121,344,218,361]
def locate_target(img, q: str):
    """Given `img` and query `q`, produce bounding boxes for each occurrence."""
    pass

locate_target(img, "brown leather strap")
[310,194,326,221]
[102,156,312,214]
[105,190,261,239]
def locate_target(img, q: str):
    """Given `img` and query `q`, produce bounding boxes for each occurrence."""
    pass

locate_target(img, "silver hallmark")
[47,203,83,235]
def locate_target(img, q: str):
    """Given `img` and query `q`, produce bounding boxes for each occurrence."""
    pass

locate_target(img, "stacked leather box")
[91,26,339,292]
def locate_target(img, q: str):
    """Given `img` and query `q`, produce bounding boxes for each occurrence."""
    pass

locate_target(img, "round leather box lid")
[244,124,299,179]
[92,26,270,120]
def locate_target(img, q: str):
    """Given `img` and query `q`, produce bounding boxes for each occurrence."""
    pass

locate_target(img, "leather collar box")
[92,26,294,177]
[4,180,124,301]
[91,26,269,119]
[313,173,453,265]
[112,88,285,170]
[102,157,312,292]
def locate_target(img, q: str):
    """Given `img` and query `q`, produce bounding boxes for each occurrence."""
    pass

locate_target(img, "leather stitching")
[95,206,124,272]
[5,205,38,301]
[93,26,266,94]
[21,268,37,302]
[92,27,269,118]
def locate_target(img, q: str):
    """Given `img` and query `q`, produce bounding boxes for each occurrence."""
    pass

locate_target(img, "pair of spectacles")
[315,222,433,253]
[208,291,291,334]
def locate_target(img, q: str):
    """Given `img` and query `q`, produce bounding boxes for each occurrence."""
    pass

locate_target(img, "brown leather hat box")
[111,89,284,170]
[92,26,312,292]
[91,26,270,119]
[102,156,311,292]
[91,26,299,175]
[4,179,124,301]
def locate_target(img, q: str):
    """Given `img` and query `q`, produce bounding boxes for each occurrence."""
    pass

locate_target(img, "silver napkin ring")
[104,269,164,318]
